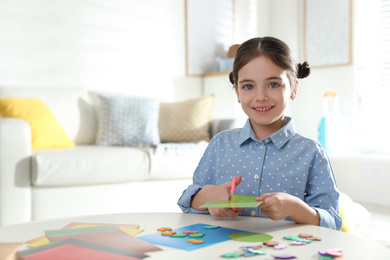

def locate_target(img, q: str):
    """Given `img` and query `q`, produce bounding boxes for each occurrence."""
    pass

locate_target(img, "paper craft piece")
[18,238,146,260]
[243,251,256,257]
[203,225,220,229]
[188,233,205,238]
[263,240,279,246]
[45,225,117,236]
[228,232,273,242]
[283,236,312,243]
[139,223,249,251]
[186,239,204,244]
[47,227,161,253]
[274,244,287,250]
[183,230,198,234]
[27,238,51,248]
[240,245,263,250]
[200,195,263,209]
[60,223,144,236]
[169,233,188,238]
[247,248,266,255]
[157,227,172,232]
[272,254,296,259]
[62,222,139,229]
[161,231,176,236]
[221,252,241,258]
[0,242,22,260]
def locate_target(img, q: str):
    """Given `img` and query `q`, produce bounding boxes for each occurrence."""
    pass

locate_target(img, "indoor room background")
[0,0,389,208]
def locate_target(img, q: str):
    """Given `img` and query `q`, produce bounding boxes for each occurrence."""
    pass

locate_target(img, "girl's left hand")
[256,193,296,220]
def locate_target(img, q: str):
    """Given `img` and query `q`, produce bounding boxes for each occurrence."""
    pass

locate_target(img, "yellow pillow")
[0,98,75,149]
[159,95,214,142]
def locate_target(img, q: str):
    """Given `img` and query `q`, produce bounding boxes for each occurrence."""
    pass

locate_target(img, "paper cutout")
[228,232,273,242]
[272,254,296,259]
[203,225,220,229]
[188,233,205,238]
[186,239,204,244]
[263,240,279,246]
[240,245,263,249]
[221,252,241,258]
[200,195,262,209]
[247,248,266,255]
[283,236,312,243]
[139,223,248,251]
[47,227,161,253]
[161,231,176,236]
[157,227,172,232]
[0,242,22,260]
[243,251,256,257]
[274,244,287,250]
[19,238,146,260]
[183,230,198,234]
[169,233,188,238]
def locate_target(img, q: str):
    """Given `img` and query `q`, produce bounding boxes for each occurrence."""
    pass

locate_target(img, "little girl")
[177,37,342,230]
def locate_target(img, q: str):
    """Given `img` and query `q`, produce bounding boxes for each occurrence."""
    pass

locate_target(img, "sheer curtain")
[352,0,390,153]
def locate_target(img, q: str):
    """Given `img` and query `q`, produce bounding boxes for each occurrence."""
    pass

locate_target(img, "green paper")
[228,232,273,242]
[200,195,262,209]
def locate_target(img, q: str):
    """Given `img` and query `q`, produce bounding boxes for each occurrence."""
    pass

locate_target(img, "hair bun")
[229,71,235,84]
[297,61,310,79]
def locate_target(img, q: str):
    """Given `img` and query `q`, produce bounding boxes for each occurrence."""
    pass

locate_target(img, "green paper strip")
[200,195,263,208]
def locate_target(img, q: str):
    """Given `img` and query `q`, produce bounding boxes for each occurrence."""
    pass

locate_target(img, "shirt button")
[265,139,270,143]
[251,210,256,216]
[254,174,259,180]
[259,145,264,150]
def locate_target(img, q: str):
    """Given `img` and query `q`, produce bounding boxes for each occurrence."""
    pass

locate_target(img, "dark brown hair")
[229,37,310,87]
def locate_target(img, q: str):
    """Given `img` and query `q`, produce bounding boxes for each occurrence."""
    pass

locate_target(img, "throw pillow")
[159,95,215,142]
[95,95,161,146]
[0,98,75,149]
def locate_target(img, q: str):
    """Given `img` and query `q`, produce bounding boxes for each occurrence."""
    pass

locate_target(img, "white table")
[1,213,389,259]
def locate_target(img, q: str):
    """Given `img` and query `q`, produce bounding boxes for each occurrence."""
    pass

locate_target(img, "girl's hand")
[257,193,295,220]
[256,192,320,225]
[191,176,242,218]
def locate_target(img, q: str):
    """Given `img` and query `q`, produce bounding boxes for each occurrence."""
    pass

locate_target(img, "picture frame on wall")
[185,0,234,76]
[304,0,352,67]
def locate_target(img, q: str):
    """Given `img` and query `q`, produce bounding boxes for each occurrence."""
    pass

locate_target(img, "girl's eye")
[268,82,279,88]
[243,84,253,90]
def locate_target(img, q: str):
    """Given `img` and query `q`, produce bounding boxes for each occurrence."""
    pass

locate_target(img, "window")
[352,0,390,153]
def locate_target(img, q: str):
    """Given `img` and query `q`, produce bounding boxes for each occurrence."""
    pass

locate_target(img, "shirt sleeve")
[305,146,343,230]
[177,137,218,214]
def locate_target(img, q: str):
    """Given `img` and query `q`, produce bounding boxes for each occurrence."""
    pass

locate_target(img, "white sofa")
[0,87,236,226]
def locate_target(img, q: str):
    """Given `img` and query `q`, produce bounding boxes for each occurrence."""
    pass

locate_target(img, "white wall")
[0,0,200,102]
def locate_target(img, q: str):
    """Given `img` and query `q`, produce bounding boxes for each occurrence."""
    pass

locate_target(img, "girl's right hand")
[190,176,242,218]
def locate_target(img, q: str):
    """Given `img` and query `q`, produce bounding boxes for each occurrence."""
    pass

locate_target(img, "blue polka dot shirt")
[178,117,342,230]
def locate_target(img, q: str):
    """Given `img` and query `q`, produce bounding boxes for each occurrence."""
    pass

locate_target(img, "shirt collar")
[238,116,296,149]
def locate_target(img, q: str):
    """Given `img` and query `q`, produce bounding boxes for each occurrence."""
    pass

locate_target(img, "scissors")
[230,176,237,212]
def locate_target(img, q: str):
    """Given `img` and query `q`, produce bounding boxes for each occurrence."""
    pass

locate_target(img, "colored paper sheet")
[45,225,117,236]
[0,242,22,260]
[27,238,51,248]
[19,238,146,260]
[138,223,250,251]
[62,222,139,229]
[200,195,263,209]
[62,223,143,235]
[47,227,161,253]
[27,223,143,248]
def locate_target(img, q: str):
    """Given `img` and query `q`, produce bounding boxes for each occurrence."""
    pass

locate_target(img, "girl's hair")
[229,37,310,86]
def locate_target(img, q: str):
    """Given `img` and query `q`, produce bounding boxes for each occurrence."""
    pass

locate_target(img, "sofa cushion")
[0,98,75,149]
[95,94,161,146]
[0,87,97,144]
[159,95,214,142]
[31,145,150,187]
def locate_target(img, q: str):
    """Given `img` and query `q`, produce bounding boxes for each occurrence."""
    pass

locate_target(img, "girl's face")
[235,55,297,140]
